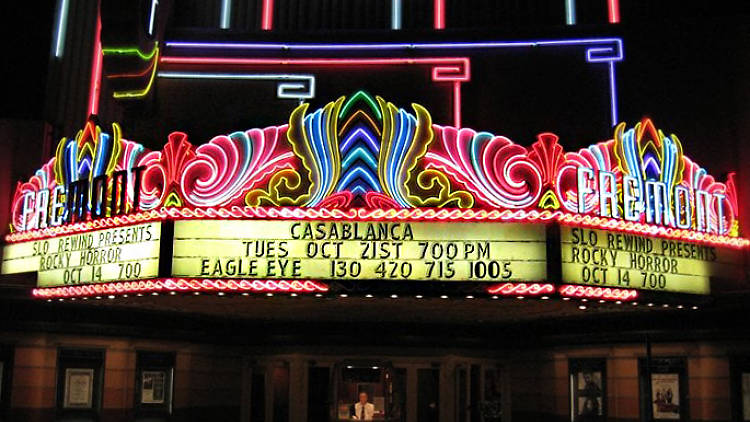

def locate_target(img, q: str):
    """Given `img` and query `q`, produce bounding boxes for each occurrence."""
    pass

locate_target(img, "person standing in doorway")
[353,391,375,420]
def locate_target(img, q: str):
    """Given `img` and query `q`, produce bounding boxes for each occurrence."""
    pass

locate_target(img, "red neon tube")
[262,0,274,30]
[608,0,620,23]
[434,0,445,29]
[87,5,103,116]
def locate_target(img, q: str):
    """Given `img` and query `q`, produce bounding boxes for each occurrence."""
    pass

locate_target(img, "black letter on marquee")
[66,179,89,223]
[131,166,146,212]
[90,174,108,219]
[109,170,128,216]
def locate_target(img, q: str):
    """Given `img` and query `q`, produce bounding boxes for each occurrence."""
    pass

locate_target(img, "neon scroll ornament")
[9,92,742,245]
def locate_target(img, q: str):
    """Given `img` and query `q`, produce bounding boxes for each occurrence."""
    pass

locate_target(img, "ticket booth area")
[246,355,508,422]
[333,362,396,421]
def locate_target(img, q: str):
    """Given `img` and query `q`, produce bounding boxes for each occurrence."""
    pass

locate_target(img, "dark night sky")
[0,1,747,180]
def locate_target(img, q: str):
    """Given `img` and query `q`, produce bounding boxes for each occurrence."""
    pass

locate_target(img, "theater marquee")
[172,220,547,282]
[0,92,746,298]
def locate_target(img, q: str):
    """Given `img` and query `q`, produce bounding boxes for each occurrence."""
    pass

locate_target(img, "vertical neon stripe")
[53,0,70,57]
[608,61,618,126]
[391,0,402,30]
[434,0,445,29]
[262,0,274,30]
[453,81,461,128]
[608,0,620,23]
[88,7,103,116]
[148,0,159,36]
[565,0,576,25]
[220,0,231,29]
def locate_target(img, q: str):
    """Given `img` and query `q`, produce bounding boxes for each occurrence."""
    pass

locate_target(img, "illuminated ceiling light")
[365,294,373,298]
[218,292,225,296]
[193,292,200,296]
[390,294,398,299]
[615,301,622,304]
[339,294,348,298]
[647,303,654,307]
[95,296,102,300]
[372,366,379,369]
[632,302,638,306]
[662,304,669,308]
[47,299,52,302]
[465,295,474,299]
[676,305,684,309]
[266,293,274,297]
[58,298,64,302]
[579,305,587,310]
[415,295,423,299]
[581,298,588,302]
[152,292,159,296]
[562,297,570,301]
[107,295,115,299]
[169,291,176,295]
[346,365,353,369]
[692,306,699,310]
[290,293,298,297]
[516,296,524,300]
[83,297,89,300]
[241,292,249,296]
[121,295,127,298]
[491,296,499,300]
[70,297,76,301]
[440,295,448,299]
[315,293,323,297]
[541,296,549,300]
[599,300,605,303]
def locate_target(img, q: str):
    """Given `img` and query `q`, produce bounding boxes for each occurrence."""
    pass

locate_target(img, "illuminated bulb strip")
[32,278,329,299]
[559,284,637,301]
[7,207,748,248]
[148,0,158,35]
[486,283,555,296]
[53,0,70,57]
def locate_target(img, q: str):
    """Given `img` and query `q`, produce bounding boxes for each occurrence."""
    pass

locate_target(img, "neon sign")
[6,92,744,250]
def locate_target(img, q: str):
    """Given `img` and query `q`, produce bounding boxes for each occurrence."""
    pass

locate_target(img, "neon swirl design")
[425,126,543,208]
[180,126,295,207]
[486,283,555,296]
[8,97,744,248]
[32,278,329,298]
[558,285,638,301]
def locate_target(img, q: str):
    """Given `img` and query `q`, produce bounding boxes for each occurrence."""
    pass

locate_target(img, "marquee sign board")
[171,220,547,282]
[1,222,161,287]
[1,92,747,296]
[560,227,744,295]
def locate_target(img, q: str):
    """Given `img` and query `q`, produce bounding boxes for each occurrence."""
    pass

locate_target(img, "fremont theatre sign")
[1,92,746,298]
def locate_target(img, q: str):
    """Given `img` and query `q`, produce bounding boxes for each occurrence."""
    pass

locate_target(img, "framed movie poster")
[730,356,750,421]
[639,357,688,421]
[141,370,167,404]
[570,358,606,422]
[135,351,175,416]
[651,373,680,420]
[63,368,94,408]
